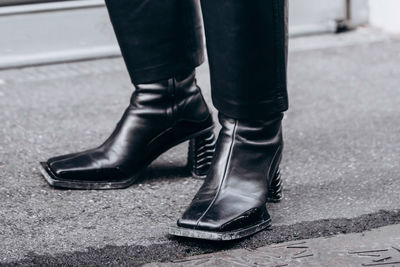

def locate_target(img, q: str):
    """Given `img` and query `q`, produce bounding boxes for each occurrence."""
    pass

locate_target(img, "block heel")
[188,130,216,178]
[267,168,283,203]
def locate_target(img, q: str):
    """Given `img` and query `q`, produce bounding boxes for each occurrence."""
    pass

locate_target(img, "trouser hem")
[129,52,204,84]
[212,93,289,120]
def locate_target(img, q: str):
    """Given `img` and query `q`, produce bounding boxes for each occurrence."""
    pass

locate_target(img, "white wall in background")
[351,0,370,27]
[369,0,400,34]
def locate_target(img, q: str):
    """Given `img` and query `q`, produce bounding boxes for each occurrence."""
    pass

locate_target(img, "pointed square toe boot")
[39,70,216,189]
[169,113,284,241]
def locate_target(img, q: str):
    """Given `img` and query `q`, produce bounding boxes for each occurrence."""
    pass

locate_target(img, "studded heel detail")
[267,168,283,203]
[188,130,216,178]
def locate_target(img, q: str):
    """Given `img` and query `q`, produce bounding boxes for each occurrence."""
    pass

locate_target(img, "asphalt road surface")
[0,29,399,266]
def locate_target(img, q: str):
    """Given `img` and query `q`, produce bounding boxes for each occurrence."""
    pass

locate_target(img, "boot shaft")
[132,70,211,124]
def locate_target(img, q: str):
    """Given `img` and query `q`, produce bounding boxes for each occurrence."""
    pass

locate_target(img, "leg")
[39,0,216,189]
[202,0,288,119]
[105,0,205,84]
[170,0,288,240]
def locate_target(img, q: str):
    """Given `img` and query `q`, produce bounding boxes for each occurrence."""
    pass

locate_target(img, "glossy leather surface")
[178,112,283,232]
[46,71,213,182]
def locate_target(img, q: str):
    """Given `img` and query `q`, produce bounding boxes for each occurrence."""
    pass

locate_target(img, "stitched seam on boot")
[195,120,238,229]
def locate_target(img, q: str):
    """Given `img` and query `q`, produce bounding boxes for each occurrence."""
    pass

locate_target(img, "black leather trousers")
[105,0,289,120]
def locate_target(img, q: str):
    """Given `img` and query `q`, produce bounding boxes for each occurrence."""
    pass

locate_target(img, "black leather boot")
[169,113,284,240]
[39,71,215,189]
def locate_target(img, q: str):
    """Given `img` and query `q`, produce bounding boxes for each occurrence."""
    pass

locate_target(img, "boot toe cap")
[46,150,87,166]
[194,207,271,232]
[177,217,199,229]
[47,153,98,179]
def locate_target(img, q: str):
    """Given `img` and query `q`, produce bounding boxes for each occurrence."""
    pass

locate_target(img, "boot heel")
[188,130,216,178]
[267,168,283,203]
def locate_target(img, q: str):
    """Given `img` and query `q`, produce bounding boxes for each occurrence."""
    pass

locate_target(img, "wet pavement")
[0,28,400,266]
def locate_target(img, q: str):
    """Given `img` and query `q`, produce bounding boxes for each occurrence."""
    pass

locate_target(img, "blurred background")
[0,0,399,69]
